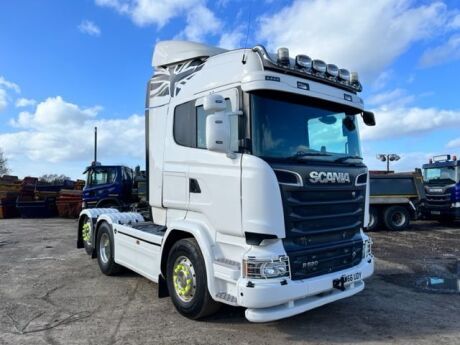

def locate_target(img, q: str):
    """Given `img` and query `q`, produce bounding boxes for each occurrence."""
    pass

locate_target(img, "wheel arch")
[160,220,217,298]
[96,198,122,208]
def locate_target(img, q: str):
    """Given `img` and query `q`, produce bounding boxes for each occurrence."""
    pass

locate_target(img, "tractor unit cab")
[422,154,460,222]
[77,40,376,322]
[82,163,135,209]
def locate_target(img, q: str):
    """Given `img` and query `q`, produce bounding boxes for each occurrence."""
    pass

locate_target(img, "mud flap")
[158,274,170,298]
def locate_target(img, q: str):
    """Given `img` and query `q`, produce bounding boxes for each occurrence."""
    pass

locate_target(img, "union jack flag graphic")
[150,59,205,98]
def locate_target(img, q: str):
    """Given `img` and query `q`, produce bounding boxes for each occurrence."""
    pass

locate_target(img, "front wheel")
[383,205,410,231]
[166,238,220,319]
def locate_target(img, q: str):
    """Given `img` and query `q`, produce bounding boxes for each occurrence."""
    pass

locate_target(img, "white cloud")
[219,27,245,49]
[0,76,20,93]
[15,98,37,108]
[9,96,101,129]
[0,97,144,169]
[78,20,101,36]
[0,89,7,112]
[366,88,414,108]
[0,76,20,111]
[257,0,451,78]
[95,0,205,28]
[447,137,460,148]
[448,13,460,29]
[361,104,460,141]
[177,5,221,42]
[419,34,460,67]
[371,70,393,91]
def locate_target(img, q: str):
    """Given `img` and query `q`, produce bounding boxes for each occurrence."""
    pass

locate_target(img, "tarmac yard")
[0,219,459,345]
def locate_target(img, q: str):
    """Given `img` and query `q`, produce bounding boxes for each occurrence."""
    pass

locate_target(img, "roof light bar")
[252,45,363,92]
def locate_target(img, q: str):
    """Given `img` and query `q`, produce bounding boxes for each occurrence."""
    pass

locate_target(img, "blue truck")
[421,154,460,223]
[82,163,146,210]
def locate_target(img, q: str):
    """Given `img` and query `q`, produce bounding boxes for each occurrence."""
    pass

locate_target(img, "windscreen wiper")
[287,151,331,160]
[334,155,363,163]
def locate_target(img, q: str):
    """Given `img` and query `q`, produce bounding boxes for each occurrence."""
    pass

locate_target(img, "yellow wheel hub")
[172,256,196,302]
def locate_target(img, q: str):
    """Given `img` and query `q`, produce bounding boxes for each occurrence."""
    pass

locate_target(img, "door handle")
[189,179,201,193]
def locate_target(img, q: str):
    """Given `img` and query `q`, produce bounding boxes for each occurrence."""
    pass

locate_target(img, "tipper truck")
[422,154,460,223]
[77,40,376,322]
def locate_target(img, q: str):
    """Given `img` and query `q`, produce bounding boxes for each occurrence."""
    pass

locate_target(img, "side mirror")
[206,112,231,154]
[204,94,231,156]
[362,111,376,126]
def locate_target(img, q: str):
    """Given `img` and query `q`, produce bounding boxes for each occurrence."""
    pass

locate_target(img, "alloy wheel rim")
[172,256,196,303]
[99,233,111,263]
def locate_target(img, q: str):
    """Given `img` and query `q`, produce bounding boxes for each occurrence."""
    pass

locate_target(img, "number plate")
[431,210,441,215]
[342,272,362,284]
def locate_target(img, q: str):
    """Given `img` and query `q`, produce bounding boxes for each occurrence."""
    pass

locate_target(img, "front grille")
[289,240,363,280]
[281,185,365,280]
[425,193,451,209]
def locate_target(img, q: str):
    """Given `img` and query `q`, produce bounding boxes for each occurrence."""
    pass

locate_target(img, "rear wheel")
[383,205,410,231]
[166,238,220,319]
[81,216,93,255]
[96,222,122,275]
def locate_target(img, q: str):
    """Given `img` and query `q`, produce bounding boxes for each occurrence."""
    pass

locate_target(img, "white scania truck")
[77,41,376,322]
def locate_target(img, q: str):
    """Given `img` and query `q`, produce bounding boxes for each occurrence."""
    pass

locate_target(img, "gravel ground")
[0,218,459,345]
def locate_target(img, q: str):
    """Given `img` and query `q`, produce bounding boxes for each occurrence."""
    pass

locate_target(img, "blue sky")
[1,0,460,179]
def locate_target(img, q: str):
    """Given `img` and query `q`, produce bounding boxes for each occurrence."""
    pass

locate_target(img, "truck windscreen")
[87,168,117,186]
[250,92,362,161]
[423,166,457,184]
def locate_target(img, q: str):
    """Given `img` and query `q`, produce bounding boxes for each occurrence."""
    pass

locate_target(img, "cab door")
[187,88,243,237]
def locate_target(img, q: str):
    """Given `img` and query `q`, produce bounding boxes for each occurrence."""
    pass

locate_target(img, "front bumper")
[237,256,374,322]
[421,204,460,220]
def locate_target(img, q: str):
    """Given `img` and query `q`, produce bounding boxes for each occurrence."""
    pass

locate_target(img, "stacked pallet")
[0,175,21,219]
[56,189,82,218]
[16,177,58,218]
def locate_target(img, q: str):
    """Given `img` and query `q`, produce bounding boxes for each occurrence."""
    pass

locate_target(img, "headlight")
[363,239,373,259]
[243,256,290,279]
[452,202,460,208]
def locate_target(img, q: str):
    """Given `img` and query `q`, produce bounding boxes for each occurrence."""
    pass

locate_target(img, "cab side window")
[174,98,233,150]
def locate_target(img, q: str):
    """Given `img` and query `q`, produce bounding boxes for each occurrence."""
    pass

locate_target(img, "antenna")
[241,2,253,64]
[94,126,97,164]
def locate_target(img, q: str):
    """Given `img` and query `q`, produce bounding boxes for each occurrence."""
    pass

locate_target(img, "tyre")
[383,205,410,231]
[166,238,220,319]
[81,216,94,255]
[96,222,122,276]
[368,206,379,231]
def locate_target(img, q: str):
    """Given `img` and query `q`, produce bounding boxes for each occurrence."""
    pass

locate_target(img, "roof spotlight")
[350,72,359,84]
[295,54,312,69]
[312,59,326,74]
[338,68,350,82]
[326,64,339,78]
[277,47,290,66]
